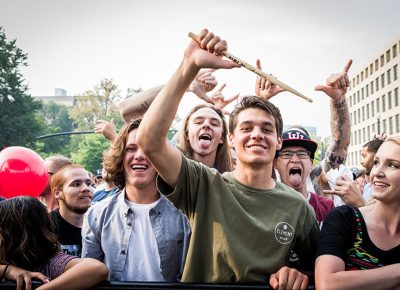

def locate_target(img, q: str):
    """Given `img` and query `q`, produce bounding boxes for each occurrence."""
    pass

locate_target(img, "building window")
[372,123,375,135]
[376,97,380,113]
[366,84,369,97]
[354,131,358,145]
[362,88,364,100]
[357,91,360,103]
[394,65,398,81]
[376,77,379,91]
[383,119,387,134]
[367,103,370,119]
[387,69,391,84]
[395,88,399,106]
[381,74,385,88]
[388,91,392,110]
[365,67,369,78]
[375,59,379,71]
[370,64,373,75]
[358,130,361,145]
[367,125,371,141]
[386,50,391,63]
[362,107,365,121]
[358,109,361,123]
[393,44,398,58]
[371,81,374,94]
[361,71,364,81]
[396,115,399,132]
[371,100,375,117]
[357,75,359,85]
[353,112,357,124]
[380,54,384,67]
[382,95,386,112]
[363,128,366,143]
[389,117,393,135]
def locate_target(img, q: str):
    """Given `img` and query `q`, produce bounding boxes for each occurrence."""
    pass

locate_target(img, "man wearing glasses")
[274,127,334,224]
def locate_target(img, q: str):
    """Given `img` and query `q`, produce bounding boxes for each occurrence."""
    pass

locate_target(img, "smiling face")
[187,107,224,160]
[370,141,400,204]
[229,108,282,167]
[274,146,313,194]
[123,128,157,190]
[54,167,93,214]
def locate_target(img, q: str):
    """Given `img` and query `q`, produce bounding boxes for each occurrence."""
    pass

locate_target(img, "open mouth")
[199,133,212,141]
[131,164,148,172]
[289,168,302,176]
[373,181,388,187]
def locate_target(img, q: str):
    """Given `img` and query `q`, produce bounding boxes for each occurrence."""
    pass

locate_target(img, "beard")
[59,196,90,215]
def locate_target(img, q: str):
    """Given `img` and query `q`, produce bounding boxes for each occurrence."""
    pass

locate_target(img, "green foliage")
[0,27,43,148]
[33,101,74,156]
[69,79,121,130]
[70,134,111,173]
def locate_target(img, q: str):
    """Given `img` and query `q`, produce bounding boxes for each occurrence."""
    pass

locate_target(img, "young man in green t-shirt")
[136,29,319,289]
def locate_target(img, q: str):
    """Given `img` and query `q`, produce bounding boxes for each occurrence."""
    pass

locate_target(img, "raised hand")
[314,59,352,102]
[210,83,239,113]
[185,29,240,71]
[255,59,286,100]
[95,118,117,141]
[188,69,218,104]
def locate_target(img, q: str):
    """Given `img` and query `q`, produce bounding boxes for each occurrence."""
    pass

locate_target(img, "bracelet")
[1,265,9,281]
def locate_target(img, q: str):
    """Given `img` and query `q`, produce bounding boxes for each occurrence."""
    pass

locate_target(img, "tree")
[33,101,74,156]
[70,134,110,173]
[69,79,121,130]
[0,27,42,148]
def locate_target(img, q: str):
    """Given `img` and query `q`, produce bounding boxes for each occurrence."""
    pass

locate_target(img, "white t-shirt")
[122,198,164,281]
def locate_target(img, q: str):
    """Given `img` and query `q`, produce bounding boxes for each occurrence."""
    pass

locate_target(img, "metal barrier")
[0,281,315,289]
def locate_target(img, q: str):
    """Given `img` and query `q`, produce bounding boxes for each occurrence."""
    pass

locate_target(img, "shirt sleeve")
[316,205,356,261]
[41,252,77,280]
[81,208,105,261]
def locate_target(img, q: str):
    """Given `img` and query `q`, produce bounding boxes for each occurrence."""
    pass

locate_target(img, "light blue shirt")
[81,189,191,281]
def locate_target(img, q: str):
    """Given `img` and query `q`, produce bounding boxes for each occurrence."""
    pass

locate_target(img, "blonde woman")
[315,134,400,290]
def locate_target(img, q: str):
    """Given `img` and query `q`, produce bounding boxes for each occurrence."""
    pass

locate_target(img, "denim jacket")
[81,189,191,281]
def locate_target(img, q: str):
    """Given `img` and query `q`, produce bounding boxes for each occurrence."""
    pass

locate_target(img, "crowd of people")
[0,29,399,290]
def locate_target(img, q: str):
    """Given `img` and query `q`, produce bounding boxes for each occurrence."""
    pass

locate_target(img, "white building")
[33,88,76,107]
[347,35,400,167]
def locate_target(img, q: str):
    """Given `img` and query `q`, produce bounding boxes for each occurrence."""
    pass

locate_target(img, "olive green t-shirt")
[157,154,319,283]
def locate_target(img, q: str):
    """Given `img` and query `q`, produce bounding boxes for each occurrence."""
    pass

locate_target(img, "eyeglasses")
[278,150,311,159]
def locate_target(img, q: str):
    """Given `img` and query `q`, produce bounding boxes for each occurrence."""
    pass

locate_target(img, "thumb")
[314,85,330,94]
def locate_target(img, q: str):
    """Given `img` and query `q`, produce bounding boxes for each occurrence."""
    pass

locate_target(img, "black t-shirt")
[316,205,400,269]
[50,209,82,257]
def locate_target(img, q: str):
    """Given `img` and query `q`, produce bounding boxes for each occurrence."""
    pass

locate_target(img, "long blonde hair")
[178,104,232,173]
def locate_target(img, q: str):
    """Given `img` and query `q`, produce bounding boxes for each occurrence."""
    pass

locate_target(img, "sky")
[1,0,400,137]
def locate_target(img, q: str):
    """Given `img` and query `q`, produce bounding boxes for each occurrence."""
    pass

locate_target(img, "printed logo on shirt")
[274,222,295,244]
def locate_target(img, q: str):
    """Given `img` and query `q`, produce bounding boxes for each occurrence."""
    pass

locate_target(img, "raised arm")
[119,85,165,123]
[315,60,352,173]
[136,29,239,187]
[118,70,218,123]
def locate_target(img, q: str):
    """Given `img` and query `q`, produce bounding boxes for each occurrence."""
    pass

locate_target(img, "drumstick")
[188,32,313,103]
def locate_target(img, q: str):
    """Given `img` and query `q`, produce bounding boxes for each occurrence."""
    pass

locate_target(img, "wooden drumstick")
[188,32,313,103]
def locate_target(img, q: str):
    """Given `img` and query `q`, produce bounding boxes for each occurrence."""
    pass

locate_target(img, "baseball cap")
[278,127,318,159]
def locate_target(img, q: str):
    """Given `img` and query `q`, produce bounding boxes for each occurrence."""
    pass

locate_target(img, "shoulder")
[87,191,122,217]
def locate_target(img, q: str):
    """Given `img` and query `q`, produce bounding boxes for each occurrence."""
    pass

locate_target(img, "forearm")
[323,96,350,172]
[118,85,165,123]
[37,258,108,290]
[137,59,199,153]
[316,264,400,290]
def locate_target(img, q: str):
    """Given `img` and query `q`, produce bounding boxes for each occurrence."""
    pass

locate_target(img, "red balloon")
[0,147,48,198]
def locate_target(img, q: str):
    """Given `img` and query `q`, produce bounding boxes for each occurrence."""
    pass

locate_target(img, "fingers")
[343,59,353,73]
[269,273,279,289]
[256,58,263,70]
[225,93,240,104]
[217,83,226,93]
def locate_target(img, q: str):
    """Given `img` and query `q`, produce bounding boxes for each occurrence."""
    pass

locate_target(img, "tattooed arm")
[314,60,352,173]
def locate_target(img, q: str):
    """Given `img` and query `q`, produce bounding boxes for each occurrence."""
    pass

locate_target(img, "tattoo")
[323,98,350,172]
[141,101,150,111]
[310,165,323,195]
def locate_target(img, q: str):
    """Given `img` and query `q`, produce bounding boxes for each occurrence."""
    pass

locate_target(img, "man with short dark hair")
[136,29,319,289]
